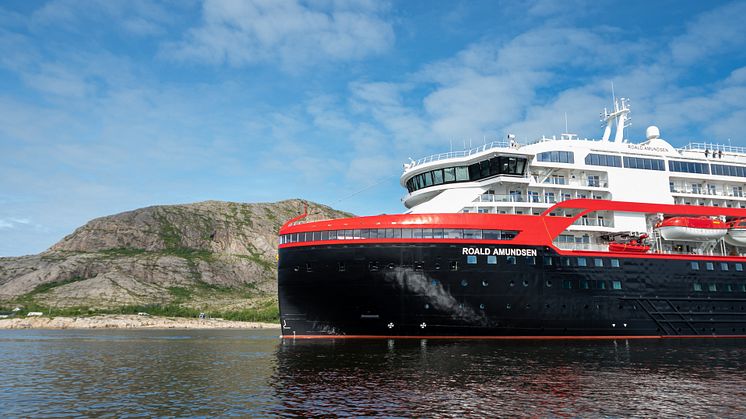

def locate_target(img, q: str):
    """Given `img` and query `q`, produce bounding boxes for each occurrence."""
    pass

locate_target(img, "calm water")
[0,330,745,417]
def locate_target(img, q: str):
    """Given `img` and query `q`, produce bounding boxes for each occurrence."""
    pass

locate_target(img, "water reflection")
[1,330,745,417]
[272,338,746,417]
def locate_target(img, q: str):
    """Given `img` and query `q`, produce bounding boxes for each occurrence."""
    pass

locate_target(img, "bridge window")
[623,156,665,171]
[669,160,709,174]
[537,151,574,164]
[585,153,622,167]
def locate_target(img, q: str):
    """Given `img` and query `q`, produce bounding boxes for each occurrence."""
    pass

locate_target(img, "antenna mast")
[600,87,631,142]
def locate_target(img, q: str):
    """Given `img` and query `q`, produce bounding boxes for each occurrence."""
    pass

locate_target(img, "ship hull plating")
[278,244,746,337]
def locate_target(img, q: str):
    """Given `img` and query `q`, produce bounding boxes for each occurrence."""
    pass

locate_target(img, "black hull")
[278,243,746,337]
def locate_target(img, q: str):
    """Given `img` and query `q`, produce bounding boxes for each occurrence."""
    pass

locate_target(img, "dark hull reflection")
[271,338,746,417]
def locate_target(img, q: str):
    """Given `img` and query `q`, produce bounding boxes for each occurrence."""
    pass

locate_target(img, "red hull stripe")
[281,334,746,340]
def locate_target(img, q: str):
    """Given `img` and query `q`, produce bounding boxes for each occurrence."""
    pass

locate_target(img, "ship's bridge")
[400,141,532,209]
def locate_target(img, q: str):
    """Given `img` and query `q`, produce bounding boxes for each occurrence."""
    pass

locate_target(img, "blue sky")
[1,0,746,256]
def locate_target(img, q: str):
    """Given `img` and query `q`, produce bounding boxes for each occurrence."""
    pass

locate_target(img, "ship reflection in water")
[1,330,745,416]
[272,337,746,417]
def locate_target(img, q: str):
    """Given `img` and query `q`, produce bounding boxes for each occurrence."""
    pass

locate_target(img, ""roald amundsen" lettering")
[461,247,537,257]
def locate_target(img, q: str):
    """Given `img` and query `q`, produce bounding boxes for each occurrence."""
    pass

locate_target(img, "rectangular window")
[424,172,433,186]
[422,228,433,239]
[708,283,717,292]
[610,259,620,268]
[444,167,456,182]
[562,279,573,289]
[432,169,444,185]
[585,153,622,167]
[543,256,553,266]
[320,231,329,241]
[401,229,412,239]
[467,255,477,264]
[736,263,743,272]
[596,280,606,289]
[690,261,700,270]
[487,255,497,264]
[463,229,482,239]
[506,256,516,265]
[482,230,502,240]
[445,229,463,239]
[594,258,603,267]
[693,283,702,291]
[455,166,469,181]
[726,284,734,292]
[413,229,423,239]
[526,256,536,265]
[328,231,337,241]
[580,279,590,289]
[720,262,729,271]
[623,156,664,171]
[432,228,444,239]
[577,257,587,267]
[561,257,571,267]
[612,280,622,290]
[706,262,714,271]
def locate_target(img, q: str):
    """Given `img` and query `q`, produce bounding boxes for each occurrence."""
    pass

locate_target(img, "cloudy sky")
[2,0,746,256]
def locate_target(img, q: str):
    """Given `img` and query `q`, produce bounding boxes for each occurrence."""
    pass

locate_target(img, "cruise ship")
[277,98,746,338]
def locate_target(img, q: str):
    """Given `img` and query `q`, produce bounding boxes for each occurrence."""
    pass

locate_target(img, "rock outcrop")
[0,200,352,313]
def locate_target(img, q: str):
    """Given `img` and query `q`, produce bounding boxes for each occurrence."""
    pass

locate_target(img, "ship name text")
[462,247,537,256]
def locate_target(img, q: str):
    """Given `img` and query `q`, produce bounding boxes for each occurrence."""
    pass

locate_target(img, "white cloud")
[163,0,394,71]
[0,220,12,229]
[669,2,746,65]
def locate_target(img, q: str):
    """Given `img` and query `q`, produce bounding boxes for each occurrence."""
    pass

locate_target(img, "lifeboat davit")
[725,219,746,246]
[656,217,727,241]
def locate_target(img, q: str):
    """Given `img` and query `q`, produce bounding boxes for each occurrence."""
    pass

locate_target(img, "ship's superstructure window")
[623,156,665,171]
[610,259,620,268]
[577,257,587,267]
[487,255,497,264]
[612,280,622,290]
[736,263,743,272]
[669,160,709,174]
[537,151,574,164]
[693,283,702,291]
[281,228,519,244]
[706,262,714,271]
[691,261,700,270]
[711,163,746,177]
[585,153,622,167]
[405,155,527,193]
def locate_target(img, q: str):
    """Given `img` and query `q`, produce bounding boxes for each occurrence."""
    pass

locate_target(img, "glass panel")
[487,255,497,264]
[432,228,444,239]
[612,280,622,290]
[328,231,337,240]
[467,255,477,264]
[422,228,433,239]
[413,229,423,239]
[482,230,502,240]
[463,229,482,239]
[320,231,328,241]
[456,167,469,181]
[690,261,699,270]
[432,170,444,185]
[445,229,463,239]
[401,229,413,239]
[506,256,516,264]
[577,257,587,267]
[610,259,620,268]
[444,167,456,182]
[594,258,603,267]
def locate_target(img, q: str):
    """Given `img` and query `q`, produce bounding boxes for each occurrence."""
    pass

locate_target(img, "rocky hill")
[0,200,352,320]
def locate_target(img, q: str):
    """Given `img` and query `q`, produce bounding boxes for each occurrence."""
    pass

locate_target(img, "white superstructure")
[400,98,746,253]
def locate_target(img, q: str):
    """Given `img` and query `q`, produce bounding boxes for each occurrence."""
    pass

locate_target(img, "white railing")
[680,142,746,155]
[406,140,514,169]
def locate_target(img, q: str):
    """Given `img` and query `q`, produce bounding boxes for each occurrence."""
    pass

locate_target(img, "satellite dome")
[646,126,661,140]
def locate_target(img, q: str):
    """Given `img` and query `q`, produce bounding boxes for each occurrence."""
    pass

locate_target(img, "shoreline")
[0,314,280,330]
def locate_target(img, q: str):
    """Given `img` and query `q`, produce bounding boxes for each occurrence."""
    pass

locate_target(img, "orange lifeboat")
[655,217,727,241]
[608,233,650,253]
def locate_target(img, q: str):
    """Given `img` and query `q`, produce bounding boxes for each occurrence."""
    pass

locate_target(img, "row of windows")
[623,156,666,171]
[405,156,528,193]
[711,163,746,178]
[465,255,621,268]
[280,228,519,244]
[693,283,746,292]
[537,151,574,164]
[585,153,622,168]
[690,261,744,271]
[669,160,710,174]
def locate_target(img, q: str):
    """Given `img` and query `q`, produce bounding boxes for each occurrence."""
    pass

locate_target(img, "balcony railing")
[406,140,514,170]
[473,194,609,204]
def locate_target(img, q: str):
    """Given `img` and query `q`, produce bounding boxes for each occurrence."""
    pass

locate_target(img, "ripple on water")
[0,330,745,417]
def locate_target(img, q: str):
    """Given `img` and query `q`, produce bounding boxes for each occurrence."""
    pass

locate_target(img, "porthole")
[293,266,300,272]
[479,303,486,310]
[388,263,395,269]
[434,263,440,270]
[460,280,468,287]
[506,304,512,309]
[481,280,489,287]
[509,280,515,287]
[424,303,430,309]
[546,280,552,287]
[522,280,529,287]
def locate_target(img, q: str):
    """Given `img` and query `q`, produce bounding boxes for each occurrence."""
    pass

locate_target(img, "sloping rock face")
[0,200,352,311]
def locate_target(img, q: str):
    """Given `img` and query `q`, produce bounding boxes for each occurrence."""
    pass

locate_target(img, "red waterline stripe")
[280,334,746,340]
